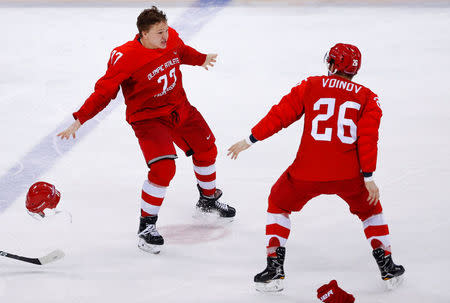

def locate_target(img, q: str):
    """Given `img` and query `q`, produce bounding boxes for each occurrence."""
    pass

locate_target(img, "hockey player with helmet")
[58,6,236,254]
[228,43,405,291]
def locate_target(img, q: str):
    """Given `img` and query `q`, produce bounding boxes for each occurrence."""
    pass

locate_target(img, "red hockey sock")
[266,212,291,257]
[362,213,391,254]
[193,163,216,197]
[141,180,166,216]
[141,159,176,216]
[267,237,281,257]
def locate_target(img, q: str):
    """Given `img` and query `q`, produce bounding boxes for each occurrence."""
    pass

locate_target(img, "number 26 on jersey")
[311,98,361,144]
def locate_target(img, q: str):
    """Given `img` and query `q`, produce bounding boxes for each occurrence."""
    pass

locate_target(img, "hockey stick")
[0,249,65,265]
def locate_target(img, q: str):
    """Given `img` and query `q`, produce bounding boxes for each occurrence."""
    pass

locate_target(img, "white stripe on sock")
[193,164,216,176]
[141,199,161,215]
[142,180,167,199]
[363,213,386,229]
[197,180,216,190]
[266,212,291,230]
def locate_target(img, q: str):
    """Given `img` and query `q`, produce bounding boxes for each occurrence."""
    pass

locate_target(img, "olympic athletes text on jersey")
[252,75,382,181]
[73,27,206,125]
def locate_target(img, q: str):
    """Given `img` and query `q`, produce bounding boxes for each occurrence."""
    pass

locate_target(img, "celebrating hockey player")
[228,43,405,291]
[58,7,236,254]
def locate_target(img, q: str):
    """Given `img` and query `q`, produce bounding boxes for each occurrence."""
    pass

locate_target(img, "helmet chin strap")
[27,208,57,220]
[27,210,47,220]
[27,208,73,223]
[324,51,336,76]
[327,64,337,76]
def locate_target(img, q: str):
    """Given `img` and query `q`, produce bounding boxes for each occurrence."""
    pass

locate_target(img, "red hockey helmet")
[325,43,362,75]
[26,182,61,214]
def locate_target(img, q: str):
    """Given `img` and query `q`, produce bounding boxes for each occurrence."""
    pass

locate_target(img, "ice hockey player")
[228,43,405,291]
[58,7,236,254]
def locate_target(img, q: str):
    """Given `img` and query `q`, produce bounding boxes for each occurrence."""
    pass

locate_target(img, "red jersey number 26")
[311,98,361,144]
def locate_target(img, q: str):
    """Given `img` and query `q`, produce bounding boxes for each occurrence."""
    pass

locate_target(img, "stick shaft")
[0,250,41,265]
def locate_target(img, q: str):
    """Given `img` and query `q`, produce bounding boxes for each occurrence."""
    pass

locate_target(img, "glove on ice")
[317,280,355,303]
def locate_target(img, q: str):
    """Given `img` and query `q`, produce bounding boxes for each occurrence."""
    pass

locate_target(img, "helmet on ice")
[26,181,61,216]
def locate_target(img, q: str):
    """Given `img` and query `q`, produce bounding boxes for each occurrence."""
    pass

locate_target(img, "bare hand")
[365,180,380,205]
[57,119,81,140]
[202,54,217,70]
[227,139,251,160]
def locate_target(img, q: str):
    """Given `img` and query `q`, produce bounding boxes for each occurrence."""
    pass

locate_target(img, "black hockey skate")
[254,247,286,292]
[373,248,405,289]
[196,185,236,218]
[138,216,164,254]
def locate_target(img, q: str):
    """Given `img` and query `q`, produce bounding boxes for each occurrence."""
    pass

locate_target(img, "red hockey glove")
[317,280,355,303]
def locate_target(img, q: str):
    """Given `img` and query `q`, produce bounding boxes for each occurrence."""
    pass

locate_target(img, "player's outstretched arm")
[57,119,81,140]
[202,54,217,70]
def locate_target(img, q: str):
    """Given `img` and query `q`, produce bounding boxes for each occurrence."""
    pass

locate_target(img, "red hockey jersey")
[73,27,207,125]
[251,75,382,181]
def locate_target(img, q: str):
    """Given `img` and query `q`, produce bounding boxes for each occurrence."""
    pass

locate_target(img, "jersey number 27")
[311,98,361,144]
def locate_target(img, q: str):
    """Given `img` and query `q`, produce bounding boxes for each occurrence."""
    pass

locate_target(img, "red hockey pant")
[132,102,217,174]
[268,170,382,221]
[265,170,390,256]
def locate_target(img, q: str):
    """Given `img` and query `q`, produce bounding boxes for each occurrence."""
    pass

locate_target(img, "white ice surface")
[1,4,450,303]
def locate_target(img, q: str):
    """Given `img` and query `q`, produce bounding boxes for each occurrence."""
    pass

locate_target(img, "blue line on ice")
[0,0,232,214]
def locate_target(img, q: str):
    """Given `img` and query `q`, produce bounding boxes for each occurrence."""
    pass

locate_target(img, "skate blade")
[138,239,162,254]
[255,279,284,292]
[193,209,234,224]
[384,274,405,290]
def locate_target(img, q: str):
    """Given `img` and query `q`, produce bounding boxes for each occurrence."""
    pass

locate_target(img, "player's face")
[141,22,169,49]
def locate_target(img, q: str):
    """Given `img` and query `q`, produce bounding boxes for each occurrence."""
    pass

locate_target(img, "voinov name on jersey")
[323,78,362,94]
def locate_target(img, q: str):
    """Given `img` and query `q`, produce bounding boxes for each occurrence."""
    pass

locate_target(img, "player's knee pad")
[148,159,176,187]
[193,144,217,166]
